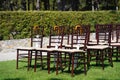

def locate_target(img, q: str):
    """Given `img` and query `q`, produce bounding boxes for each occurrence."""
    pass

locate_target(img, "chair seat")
[90,39,105,42]
[87,45,109,50]
[110,43,120,46]
[65,44,84,49]
[35,47,85,53]
[35,47,55,52]
[17,47,35,50]
[55,48,85,53]
[88,41,108,45]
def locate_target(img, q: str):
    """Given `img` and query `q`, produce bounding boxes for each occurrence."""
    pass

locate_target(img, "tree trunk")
[52,0,56,10]
[116,0,119,10]
[43,0,50,10]
[70,0,80,11]
[10,1,14,11]
[36,0,40,10]
[94,0,99,11]
[92,0,94,11]
[32,0,35,10]
[21,0,26,10]
[28,0,30,10]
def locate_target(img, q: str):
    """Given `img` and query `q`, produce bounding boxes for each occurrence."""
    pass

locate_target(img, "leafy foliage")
[0,11,120,40]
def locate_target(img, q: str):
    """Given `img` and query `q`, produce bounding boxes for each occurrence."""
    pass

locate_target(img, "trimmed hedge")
[0,11,120,40]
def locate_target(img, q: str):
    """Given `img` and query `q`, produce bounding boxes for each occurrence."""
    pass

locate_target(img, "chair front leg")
[34,50,37,72]
[87,49,90,69]
[16,49,19,69]
[28,50,31,71]
[100,50,104,70]
[47,52,50,74]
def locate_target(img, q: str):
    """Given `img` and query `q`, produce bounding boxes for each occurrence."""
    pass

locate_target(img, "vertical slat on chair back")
[115,24,120,43]
[71,25,90,50]
[111,25,116,40]
[63,26,71,45]
[48,26,65,48]
[95,24,112,45]
[31,26,44,48]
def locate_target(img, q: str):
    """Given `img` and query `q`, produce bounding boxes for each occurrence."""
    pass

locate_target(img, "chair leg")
[34,51,37,72]
[116,47,119,61]
[40,52,43,69]
[28,50,31,71]
[47,52,50,74]
[71,53,74,77]
[55,52,63,75]
[96,51,99,65]
[16,49,19,69]
[100,50,104,70]
[56,52,59,75]
[59,53,63,72]
[109,48,113,67]
[30,52,32,67]
[83,53,87,75]
[68,54,71,72]
[61,53,66,71]
[64,53,67,66]
[87,49,90,69]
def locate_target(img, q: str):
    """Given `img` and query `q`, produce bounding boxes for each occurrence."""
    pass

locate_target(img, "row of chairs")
[16,24,120,76]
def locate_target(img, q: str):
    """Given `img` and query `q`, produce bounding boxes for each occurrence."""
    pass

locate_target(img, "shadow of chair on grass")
[48,78,63,80]
[4,78,25,80]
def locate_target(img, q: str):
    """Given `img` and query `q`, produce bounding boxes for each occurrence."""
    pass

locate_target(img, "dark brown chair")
[47,25,65,74]
[61,26,71,69]
[32,26,48,72]
[16,26,44,71]
[63,25,90,75]
[71,24,90,75]
[110,24,120,61]
[87,24,113,70]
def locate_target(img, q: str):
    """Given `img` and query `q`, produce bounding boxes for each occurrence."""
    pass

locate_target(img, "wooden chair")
[71,24,90,75]
[32,26,48,72]
[110,24,120,61]
[63,25,90,75]
[61,26,71,69]
[47,25,65,74]
[16,26,44,71]
[87,24,113,70]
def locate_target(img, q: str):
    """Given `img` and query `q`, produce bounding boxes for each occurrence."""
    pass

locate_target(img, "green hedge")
[0,11,120,40]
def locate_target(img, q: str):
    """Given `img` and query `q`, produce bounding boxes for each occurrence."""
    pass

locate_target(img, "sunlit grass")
[0,58,120,80]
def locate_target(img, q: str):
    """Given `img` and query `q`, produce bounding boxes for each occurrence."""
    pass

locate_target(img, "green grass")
[0,59,120,80]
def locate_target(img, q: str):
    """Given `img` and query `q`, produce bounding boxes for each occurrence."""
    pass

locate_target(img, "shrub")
[0,11,120,40]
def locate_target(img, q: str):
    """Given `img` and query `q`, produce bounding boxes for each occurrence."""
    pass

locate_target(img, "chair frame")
[16,26,45,71]
[111,24,120,61]
[87,24,113,70]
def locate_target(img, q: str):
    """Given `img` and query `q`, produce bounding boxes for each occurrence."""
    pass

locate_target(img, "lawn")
[0,59,120,80]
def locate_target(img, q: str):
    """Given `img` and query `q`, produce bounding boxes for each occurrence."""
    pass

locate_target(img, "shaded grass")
[0,59,120,80]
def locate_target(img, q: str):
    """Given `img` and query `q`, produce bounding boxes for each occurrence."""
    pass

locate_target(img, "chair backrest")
[48,26,65,48]
[115,24,120,42]
[63,26,71,45]
[111,25,116,40]
[95,24,112,45]
[31,26,44,48]
[71,24,90,50]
